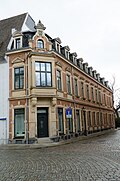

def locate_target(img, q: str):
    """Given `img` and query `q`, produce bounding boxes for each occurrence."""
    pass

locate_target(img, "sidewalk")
[0,129,116,150]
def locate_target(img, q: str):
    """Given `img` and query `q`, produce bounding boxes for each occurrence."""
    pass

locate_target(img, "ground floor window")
[58,108,64,135]
[68,118,73,133]
[76,110,80,131]
[14,108,25,137]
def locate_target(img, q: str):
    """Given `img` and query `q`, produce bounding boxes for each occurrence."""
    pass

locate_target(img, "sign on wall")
[66,107,72,119]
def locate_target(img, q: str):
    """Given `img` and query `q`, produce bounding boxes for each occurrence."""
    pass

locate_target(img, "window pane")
[47,73,51,86]
[20,75,24,88]
[41,73,46,86]
[15,76,19,89]
[41,63,45,71]
[20,67,24,74]
[35,62,40,71]
[15,68,19,74]
[14,109,25,137]
[58,108,64,134]
[37,40,44,48]
[36,72,40,86]
[46,63,51,71]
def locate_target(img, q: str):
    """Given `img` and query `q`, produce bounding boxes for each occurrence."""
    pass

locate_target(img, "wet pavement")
[0,129,120,181]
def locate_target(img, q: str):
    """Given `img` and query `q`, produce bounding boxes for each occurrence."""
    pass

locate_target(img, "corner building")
[6,13,114,143]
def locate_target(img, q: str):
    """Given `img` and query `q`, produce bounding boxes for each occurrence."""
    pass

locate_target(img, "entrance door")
[37,108,48,138]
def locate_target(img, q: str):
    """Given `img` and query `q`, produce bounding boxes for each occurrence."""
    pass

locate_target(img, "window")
[92,112,95,126]
[88,111,91,127]
[56,43,60,52]
[66,74,71,94]
[35,62,52,87]
[96,89,98,103]
[14,109,25,137]
[68,118,73,133]
[91,87,94,101]
[74,78,78,96]
[57,70,62,90]
[86,84,89,100]
[16,38,21,49]
[76,110,80,131]
[37,39,44,48]
[58,108,64,134]
[104,94,106,105]
[99,91,101,103]
[66,51,69,59]
[81,82,84,98]
[14,67,24,89]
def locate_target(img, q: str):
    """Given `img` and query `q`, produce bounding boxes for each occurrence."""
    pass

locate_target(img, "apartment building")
[2,13,115,143]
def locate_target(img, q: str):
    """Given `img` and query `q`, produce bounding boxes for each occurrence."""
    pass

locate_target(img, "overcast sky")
[1,0,120,102]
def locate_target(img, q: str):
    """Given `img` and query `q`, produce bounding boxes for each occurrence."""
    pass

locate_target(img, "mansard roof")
[0,13,27,62]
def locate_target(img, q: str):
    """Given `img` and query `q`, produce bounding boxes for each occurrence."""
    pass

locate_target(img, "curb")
[0,129,117,150]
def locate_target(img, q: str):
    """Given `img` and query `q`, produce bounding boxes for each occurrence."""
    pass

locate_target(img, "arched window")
[37,39,44,48]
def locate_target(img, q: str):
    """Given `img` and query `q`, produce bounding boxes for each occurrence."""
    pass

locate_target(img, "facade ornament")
[35,20,46,31]
[65,45,70,51]
[55,61,62,67]
[65,66,71,72]
[55,37,62,44]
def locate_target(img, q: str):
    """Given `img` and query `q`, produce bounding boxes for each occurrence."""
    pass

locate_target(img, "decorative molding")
[54,37,62,44]
[65,66,71,72]
[12,30,23,37]
[35,20,46,31]
[55,61,62,67]
[12,57,24,64]
[64,45,70,51]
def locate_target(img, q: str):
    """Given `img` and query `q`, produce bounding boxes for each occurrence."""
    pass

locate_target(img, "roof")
[0,13,27,62]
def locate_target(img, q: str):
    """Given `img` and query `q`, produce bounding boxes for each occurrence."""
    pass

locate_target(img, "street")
[0,130,120,181]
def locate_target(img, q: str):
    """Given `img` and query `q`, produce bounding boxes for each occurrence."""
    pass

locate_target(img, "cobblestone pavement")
[0,130,120,181]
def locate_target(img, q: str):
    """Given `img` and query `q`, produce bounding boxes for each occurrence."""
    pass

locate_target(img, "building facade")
[5,14,115,143]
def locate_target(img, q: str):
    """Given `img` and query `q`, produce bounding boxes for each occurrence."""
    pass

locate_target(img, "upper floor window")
[74,78,78,96]
[81,82,84,98]
[35,62,52,87]
[91,87,94,101]
[99,91,101,103]
[16,38,21,49]
[37,39,44,48]
[56,70,62,90]
[66,74,71,94]
[96,89,98,103]
[86,84,89,100]
[14,67,24,89]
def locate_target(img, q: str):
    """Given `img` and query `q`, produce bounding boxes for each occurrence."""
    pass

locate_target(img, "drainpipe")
[25,53,29,144]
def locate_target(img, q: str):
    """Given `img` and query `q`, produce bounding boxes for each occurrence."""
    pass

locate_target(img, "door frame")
[37,107,49,138]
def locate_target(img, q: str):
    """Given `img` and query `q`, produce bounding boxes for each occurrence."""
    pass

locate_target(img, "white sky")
[1,0,120,102]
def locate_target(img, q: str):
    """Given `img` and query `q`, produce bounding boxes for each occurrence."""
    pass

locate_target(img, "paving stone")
[0,130,120,180]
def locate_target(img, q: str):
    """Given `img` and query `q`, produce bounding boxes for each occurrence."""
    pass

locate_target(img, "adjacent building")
[1,13,115,144]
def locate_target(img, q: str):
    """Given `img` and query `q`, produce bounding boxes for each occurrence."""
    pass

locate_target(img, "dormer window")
[16,38,21,49]
[66,51,69,59]
[12,30,23,50]
[37,39,44,48]
[83,63,88,73]
[88,67,93,76]
[56,43,60,52]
